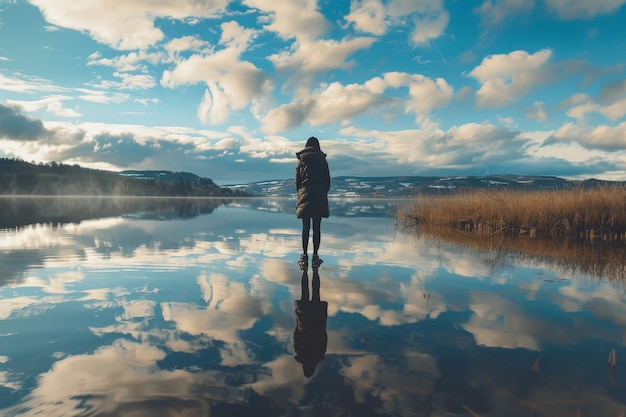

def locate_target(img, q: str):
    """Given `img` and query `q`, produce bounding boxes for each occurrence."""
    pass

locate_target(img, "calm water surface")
[0,197,625,416]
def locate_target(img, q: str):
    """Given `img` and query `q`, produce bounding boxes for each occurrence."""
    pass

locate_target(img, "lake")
[0,197,625,416]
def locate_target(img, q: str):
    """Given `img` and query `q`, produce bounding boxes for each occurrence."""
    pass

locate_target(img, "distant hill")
[0,159,250,197]
[119,170,211,184]
[3,158,621,198]
[227,174,625,197]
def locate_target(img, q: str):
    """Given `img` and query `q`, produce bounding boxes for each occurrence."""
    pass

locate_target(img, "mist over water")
[0,197,624,416]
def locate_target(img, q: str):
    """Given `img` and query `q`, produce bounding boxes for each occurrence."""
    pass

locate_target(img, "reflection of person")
[293,269,328,377]
[295,137,331,269]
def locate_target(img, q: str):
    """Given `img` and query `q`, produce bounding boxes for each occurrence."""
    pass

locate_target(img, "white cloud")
[409,6,449,45]
[388,0,449,46]
[345,0,388,35]
[90,72,156,91]
[550,120,626,151]
[162,22,272,125]
[87,50,165,72]
[219,19,254,49]
[28,0,230,50]
[0,72,62,94]
[238,134,295,159]
[476,0,535,25]
[599,102,626,122]
[0,104,322,176]
[260,102,312,133]
[545,0,626,19]
[563,93,598,119]
[497,114,517,127]
[469,48,552,108]
[7,96,82,118]
[384,72,453,123]
[345,0,449,45]
[261,78,387,133]
[339,120,528,169]
[214,137,238,150]
[76,88,130,104]
[164,35,212,54]
[134,98,160,106]
[0,109,267,169]
[269,37,376,96]
[563,92,626,121]
[243,0,330,40]
[261,72,451,133]
[527,101,548,121]
[197,84,230,124]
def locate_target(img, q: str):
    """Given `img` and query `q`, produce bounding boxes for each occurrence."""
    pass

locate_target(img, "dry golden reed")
[397,185,626,244]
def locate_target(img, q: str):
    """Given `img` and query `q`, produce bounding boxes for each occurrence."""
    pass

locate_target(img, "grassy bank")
[397,186,626,244]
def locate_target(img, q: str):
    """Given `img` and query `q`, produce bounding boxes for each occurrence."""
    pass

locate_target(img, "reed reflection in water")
[407,224,626,285]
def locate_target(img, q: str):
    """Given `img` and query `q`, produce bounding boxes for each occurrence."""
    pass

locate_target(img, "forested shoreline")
[0,158,250,197]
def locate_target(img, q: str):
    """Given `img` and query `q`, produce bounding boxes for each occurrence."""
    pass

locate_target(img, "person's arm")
[324,160,330,192]
[295,161,302,191]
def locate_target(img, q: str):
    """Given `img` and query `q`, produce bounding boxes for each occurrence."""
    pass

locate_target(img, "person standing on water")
[295,137,330,269]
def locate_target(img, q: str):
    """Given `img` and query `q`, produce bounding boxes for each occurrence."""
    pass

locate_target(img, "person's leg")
[311,270,320,302]
[301,217,311,255]
[300,270,309,301]
[312,217,322,255]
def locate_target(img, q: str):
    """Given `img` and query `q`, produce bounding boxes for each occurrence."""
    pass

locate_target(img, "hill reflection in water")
[0,196,228,230]
[0,197,624,416]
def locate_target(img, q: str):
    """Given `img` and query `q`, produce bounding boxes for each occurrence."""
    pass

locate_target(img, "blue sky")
[0,0,625,184]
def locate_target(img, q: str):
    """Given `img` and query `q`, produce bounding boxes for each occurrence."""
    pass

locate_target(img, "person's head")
[305,136,320,150]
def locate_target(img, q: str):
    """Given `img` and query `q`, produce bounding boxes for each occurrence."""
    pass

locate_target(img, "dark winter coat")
[295,146,330,219]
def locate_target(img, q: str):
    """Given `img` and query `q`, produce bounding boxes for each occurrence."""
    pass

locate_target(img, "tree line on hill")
[0,158,250,196]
